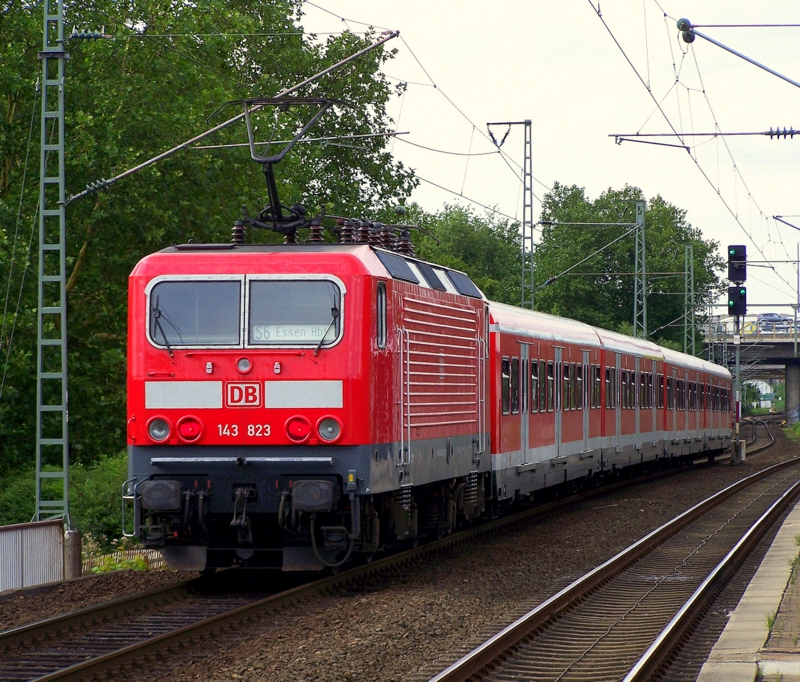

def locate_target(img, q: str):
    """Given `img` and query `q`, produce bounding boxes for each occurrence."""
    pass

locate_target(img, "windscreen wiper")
[151,297,175,358]
[314,307,339,356]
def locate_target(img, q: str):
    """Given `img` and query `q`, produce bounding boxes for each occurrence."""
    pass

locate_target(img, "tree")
[535,183,724,350]
[411,204,522,305]
[0,0,416,472]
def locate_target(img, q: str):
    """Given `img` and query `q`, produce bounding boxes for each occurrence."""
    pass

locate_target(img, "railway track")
[426,447,799,682]
[0,450,748,682]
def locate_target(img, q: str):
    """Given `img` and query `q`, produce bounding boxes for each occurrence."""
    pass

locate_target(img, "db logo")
[226,382,261,407]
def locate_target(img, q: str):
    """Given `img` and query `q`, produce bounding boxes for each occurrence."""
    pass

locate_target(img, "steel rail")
[623,475,800,681]
[2,449,745,681]
[427,454,800,682]
[0,579,194,651]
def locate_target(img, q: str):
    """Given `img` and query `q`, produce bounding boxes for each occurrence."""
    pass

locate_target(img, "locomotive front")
[126,244,383,571]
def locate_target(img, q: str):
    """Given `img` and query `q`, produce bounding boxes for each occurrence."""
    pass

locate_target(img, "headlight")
[317,416,342,443]
[236,357,252,374]
[148,417,171,442]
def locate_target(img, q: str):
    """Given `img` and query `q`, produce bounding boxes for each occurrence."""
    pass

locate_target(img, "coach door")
[582,350,590,453]
[555,347,563,457]
[615,353,622,448]
[634,356,641,437]
[520,344,531,464]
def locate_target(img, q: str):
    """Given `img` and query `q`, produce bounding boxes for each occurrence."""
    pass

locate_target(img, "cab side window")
[377,282,387,349]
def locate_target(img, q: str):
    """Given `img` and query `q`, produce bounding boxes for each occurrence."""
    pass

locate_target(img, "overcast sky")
[302,1,800,319]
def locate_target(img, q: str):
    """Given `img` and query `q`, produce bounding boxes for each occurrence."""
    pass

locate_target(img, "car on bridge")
[757,312,792,332]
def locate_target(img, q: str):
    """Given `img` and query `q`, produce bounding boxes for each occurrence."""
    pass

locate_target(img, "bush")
[0,452,128,549]
[83,534,148,573]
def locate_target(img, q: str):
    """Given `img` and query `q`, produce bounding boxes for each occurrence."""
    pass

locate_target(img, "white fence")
[0,520,64,592]
[82,548,166,574]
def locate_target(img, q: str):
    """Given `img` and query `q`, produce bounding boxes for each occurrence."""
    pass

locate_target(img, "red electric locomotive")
[126,242,493,570]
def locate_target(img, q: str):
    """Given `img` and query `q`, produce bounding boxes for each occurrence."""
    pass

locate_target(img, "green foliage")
[0,452,129,547]
[90,555,148,574]
[83,534,149,573]
[0,1,415,472]
[535,183,724,350]
[412,204,522,305]
[69,452,129,544]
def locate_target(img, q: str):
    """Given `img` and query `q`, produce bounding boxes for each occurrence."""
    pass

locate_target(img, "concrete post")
[64,529,82,580]
[786,363,800,424]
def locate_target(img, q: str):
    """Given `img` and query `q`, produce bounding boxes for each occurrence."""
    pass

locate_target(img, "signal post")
[727,246,747,463]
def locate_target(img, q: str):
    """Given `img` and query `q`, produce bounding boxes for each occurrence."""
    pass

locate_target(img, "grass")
[766,609,778,632]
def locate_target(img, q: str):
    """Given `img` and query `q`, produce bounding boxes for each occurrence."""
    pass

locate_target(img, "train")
[125,233,733,572]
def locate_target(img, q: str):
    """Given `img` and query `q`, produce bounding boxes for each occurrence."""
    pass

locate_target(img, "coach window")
[149,279,241,347]
[376,282,387,348]
[539,360,547,412]
[667,377,675,410]
[547,361,555,411]
[531,361,539,413]
[657,374,665,409]
[511,358,520,414]
[576,364,584,409]
[521,359,528,413]
[563,364,572,410]
[501,358,510,415]
[249,279,342,347]
[621,371,629,409]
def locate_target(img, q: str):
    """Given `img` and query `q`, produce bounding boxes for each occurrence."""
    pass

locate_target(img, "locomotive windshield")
[149,280,241,346]
[248,279,341,346]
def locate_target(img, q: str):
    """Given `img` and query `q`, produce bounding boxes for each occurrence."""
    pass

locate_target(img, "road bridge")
[704,319,800,422]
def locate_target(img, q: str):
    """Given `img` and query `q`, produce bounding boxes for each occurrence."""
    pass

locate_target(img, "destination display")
[250,324,336,343]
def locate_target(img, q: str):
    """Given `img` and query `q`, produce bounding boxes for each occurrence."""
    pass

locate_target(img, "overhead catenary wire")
[75,1,243,85]
[64,29,400,205]
[190,130,407,151]
[0,79,40,404]
[537,226,638,288]
[416,176,525,225]
[587,0,793,295]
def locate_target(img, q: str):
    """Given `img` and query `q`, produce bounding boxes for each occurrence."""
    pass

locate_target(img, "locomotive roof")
[133,243,486,300]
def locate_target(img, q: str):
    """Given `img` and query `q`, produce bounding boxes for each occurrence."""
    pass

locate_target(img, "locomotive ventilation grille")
[402,296,481,429]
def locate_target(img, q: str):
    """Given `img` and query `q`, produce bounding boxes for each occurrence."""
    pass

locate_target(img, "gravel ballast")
[3,429,793,682]
[128,433,798,682]
[0,570,193,632]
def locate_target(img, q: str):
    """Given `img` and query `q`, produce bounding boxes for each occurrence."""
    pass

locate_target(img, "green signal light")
[730,249,736,255]
[728,301,734,306]
[739,289,746,295]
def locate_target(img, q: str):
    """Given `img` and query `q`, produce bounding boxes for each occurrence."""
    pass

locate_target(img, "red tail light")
[286,416,311,443]
[177,416,203,442]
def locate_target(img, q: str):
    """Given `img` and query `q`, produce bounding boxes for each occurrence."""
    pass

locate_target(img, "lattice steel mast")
[487,120,533,309]
[633,200,647,338]
[35,0,69,522]
[684,244,695,355]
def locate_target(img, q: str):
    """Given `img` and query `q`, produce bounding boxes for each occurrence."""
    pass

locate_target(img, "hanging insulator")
[307,218,324,243]
[70,28,107,40]
[231,219,247,244]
